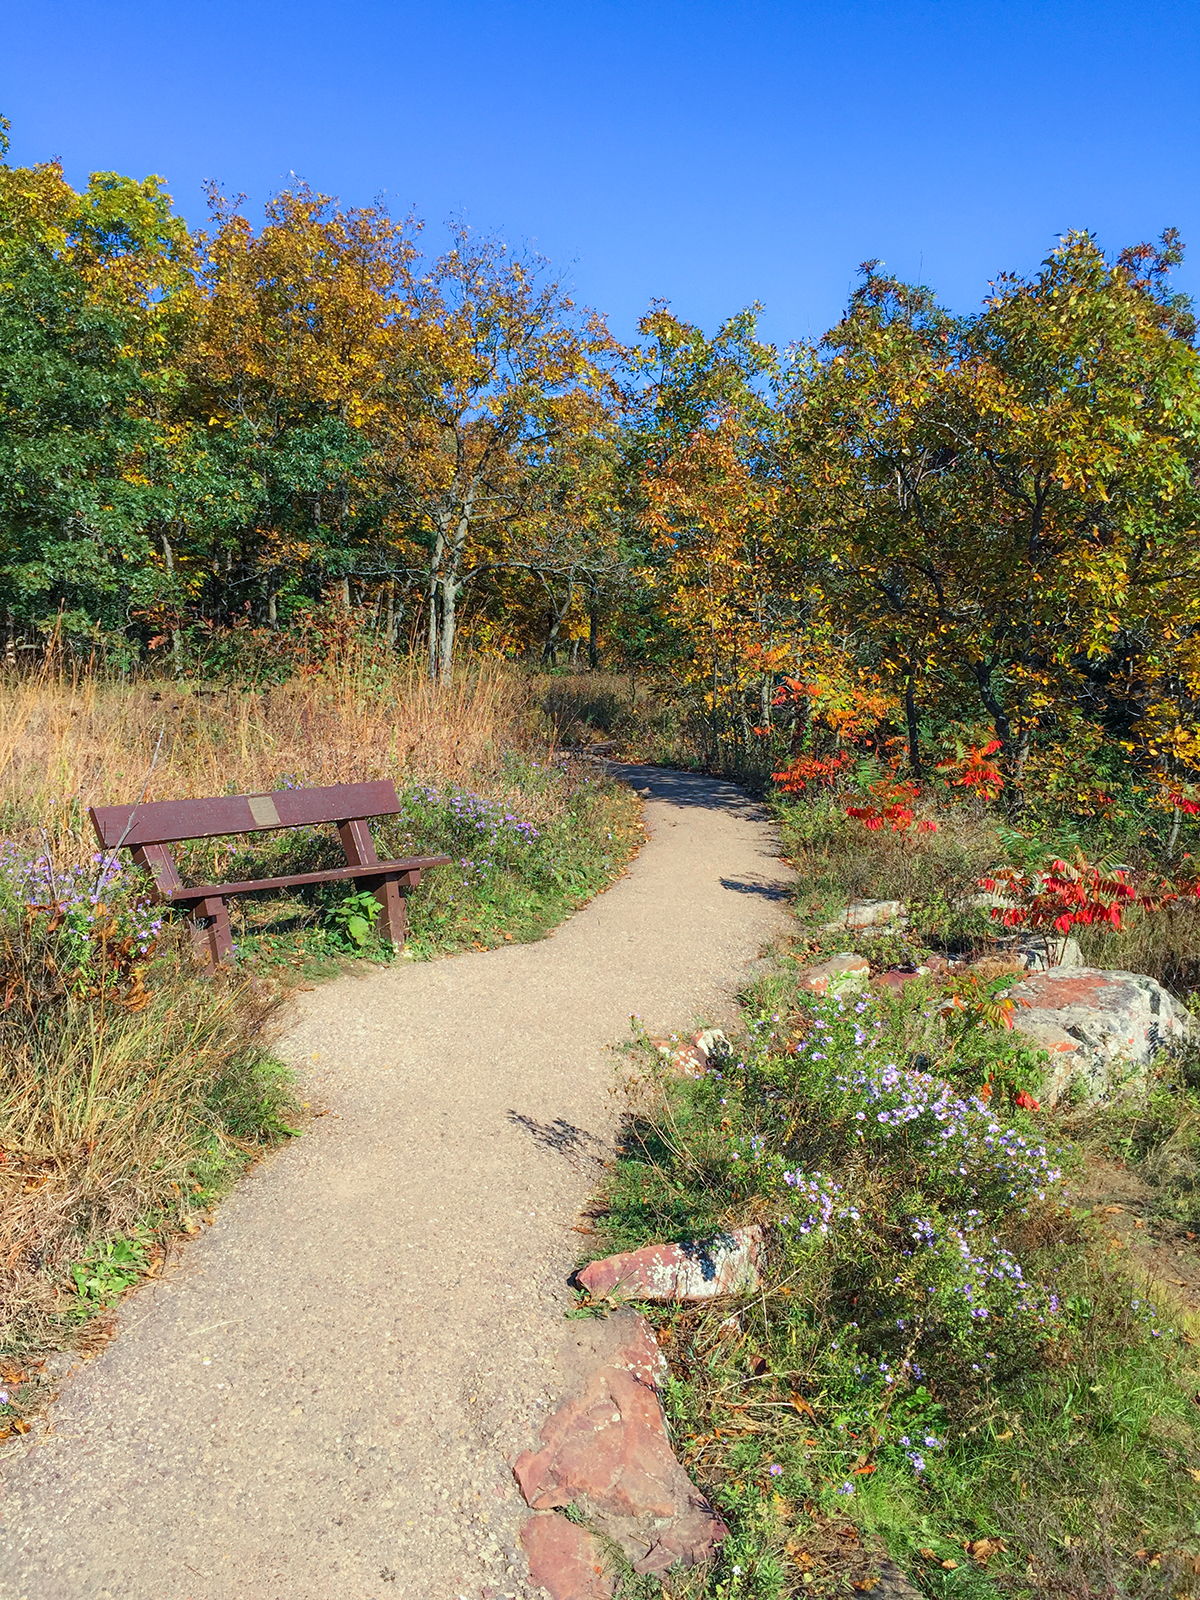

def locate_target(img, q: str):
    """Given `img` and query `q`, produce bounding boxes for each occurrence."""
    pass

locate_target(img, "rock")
[651,1028,730,1077]
[872,967,931,995]
[693,1028,730,1064]
[513,1346,726,1574]
[1010,967,1193,1106]
[1007,934,1084,971]
[520,1513,614,1600]
[822,899,906,933]
[560,1306,668,1391]
[576,1227,763,1302]
[869,1560,927,1599]
[798,952,871,996]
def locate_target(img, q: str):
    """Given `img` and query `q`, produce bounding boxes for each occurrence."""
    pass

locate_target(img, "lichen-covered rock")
[798,952,871,995]
[651,1028,730,1076]
[822,899,905,932]
[520,1512,614,1599]
[575,1227,763,1302]
[1011,967,1192,1105]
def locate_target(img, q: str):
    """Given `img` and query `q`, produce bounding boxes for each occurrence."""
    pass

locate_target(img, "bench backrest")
[90,780,401,849]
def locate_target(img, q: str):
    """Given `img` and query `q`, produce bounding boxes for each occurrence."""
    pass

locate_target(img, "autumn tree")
[171,183,415,640]
[783,235,1200,804]
[373,226,619,679]
[625,307,800,768]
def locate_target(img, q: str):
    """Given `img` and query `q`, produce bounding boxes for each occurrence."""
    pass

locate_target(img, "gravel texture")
[0,765,793,1600]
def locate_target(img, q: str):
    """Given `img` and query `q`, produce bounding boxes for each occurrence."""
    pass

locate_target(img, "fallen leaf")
[967,1538,1004,1564]
[941,1558,958,1570]
[918,1549,937,1560]
[792,1394,816,1419]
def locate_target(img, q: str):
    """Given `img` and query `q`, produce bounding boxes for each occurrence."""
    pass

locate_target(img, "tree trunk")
[588,596,599,670]
[972,660,1027,809]
[385,582,397,652]
[904,669,922,778]
[161,535,184,676]
[437,576,457,682]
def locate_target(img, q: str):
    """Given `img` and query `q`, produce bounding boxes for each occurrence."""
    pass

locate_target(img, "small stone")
[575,1227,763,1302]
[822,899,905,932]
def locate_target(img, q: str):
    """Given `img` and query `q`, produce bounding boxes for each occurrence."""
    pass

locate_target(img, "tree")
[374,225,619,678]
[0,152,194,648]
[172,183,414,639]
[782,235,1200,804]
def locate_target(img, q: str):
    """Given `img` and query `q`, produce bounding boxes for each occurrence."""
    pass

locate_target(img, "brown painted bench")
[90,780,450,969]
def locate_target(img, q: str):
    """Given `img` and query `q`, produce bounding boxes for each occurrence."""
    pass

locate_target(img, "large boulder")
[1010,967,1192,1105]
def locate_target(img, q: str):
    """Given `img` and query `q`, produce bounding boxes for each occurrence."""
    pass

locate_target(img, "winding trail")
[0,766,793,1600]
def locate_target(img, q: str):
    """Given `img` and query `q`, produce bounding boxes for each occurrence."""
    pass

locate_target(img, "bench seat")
[165,856,450,904]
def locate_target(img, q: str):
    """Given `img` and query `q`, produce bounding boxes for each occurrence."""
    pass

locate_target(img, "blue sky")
[3,1,1197,344]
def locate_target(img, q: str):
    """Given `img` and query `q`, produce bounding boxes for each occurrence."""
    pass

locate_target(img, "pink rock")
[1010,967,1192,1106]
[576,1227,763,1302]
[514,1357,726,1574]
[520,1513,613,1600]
[799,952,871,995]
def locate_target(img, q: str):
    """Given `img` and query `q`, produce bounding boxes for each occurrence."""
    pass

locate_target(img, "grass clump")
[590,976,1200,1598]
[0,850,295,1366]
[774,793,1001,955]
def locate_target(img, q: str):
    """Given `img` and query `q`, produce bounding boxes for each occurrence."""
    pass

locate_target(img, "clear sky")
[3,1,1198,345]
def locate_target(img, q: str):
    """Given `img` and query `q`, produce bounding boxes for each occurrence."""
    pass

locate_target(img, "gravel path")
[0,765,793,1600]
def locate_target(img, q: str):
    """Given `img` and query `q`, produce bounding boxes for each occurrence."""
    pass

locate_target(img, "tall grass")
[0,651,543,865]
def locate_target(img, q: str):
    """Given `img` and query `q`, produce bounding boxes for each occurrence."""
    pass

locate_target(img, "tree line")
[3,115,1200,814]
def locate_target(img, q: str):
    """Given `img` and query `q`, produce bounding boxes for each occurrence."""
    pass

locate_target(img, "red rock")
[514,1359,726,1574]
[521,1513,613,1599]
[798,953,870,996]
[573,1307,667,1389]
[576,1227,763,1302]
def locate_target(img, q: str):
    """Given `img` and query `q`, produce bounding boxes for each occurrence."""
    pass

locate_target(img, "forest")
[5,112,1200,839]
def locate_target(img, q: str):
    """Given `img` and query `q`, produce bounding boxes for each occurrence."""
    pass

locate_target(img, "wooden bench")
[90,780,450,970]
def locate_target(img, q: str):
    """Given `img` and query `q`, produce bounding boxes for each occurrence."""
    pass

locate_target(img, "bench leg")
[373,876,408,947]
[190,896,234,969]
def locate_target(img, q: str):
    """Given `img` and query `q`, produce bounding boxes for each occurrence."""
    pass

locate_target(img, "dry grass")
[0,652,548,867]
[0,930,288,1351]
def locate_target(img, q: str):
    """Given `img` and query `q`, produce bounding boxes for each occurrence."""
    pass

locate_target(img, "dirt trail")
[0,766,793,1600]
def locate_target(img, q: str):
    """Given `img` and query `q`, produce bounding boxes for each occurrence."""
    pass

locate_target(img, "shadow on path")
[608,762,770,820]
